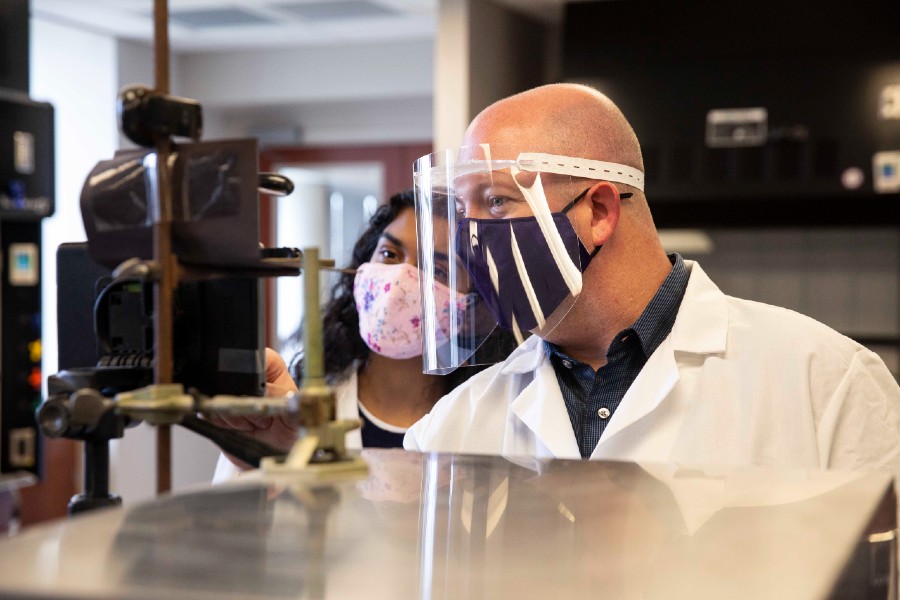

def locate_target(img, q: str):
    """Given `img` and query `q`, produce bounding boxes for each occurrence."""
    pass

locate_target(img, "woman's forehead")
[382,207,417,240]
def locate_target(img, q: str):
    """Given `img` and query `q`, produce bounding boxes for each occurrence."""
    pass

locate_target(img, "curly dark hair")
[289,190,485,393]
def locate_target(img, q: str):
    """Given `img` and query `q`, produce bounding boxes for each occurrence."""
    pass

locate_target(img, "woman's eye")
[378,247,400,262]
[489,196,506,209]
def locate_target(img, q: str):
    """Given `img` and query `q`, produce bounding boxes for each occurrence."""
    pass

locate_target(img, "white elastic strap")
[509,314,525,346]
[517,152,645,192]
[511,169,582,298]
[486,245,499,294]
[509,224,546,330]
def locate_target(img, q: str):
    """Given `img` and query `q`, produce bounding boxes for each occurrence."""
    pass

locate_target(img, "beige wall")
[434,0,558,151]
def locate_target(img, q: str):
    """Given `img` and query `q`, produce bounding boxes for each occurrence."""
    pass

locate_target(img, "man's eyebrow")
[380,231,404,248]
[434,250,450,263]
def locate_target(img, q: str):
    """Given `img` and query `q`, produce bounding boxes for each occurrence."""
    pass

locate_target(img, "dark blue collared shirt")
[544,254,689,458]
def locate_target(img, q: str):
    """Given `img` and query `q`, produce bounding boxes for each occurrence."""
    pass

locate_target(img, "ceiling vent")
[170,8,275,29]
[276,1,399,21]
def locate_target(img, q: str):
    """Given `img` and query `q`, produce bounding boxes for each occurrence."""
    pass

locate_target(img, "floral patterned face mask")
[353,262,466,359]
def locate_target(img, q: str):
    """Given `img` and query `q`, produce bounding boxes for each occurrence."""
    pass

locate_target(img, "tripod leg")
[68,439,121,515]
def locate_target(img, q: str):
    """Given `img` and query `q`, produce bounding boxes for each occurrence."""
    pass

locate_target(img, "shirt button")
[598,407,611,419]
[561,359,573,369]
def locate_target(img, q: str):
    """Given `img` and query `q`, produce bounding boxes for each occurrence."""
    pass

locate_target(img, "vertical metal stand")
[261,247,366,476]
[301,247,332,424]
[69,438,121,515]
[152,0,174,495]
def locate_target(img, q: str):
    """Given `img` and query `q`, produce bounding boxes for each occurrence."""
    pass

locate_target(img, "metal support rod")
[83,439,111,500]
[69,439,121,515]
[154,0,170,95]
[302,248,333,424]
[303,248,325,385]
[153,0,174,494]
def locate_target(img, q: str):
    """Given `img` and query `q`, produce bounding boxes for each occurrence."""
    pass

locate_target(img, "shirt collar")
[502,260,727,376]
[629,253,689,357]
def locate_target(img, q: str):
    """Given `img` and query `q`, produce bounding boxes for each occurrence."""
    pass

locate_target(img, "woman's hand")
[212,348,300,469]
[263,347,299,397]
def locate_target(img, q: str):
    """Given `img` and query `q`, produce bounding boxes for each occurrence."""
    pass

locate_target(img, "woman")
[214,190,479,478]
[292,188,478,447]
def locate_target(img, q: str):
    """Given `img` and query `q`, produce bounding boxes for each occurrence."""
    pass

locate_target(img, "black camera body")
[57,242,266,398]
[118,85,202,148]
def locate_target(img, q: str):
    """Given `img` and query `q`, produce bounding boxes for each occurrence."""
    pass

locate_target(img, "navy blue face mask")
[455,189,631,332]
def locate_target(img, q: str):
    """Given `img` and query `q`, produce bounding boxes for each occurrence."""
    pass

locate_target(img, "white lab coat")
[405,261,900,473]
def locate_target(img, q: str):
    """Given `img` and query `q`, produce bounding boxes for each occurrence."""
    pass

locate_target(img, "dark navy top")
[359,403,407,448]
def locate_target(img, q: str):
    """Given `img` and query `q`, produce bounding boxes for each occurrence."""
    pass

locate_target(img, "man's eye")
[489,196,506,208]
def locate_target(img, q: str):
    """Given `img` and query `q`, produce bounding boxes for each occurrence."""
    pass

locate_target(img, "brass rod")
[153,0,170,94]
[301,247,333,425]
[153,0,173,494]
[156,421,171,493]
[302,248,325,384]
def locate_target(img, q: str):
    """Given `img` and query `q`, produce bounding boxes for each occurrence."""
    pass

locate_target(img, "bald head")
[456,85,670,357]
[464,83,644,176]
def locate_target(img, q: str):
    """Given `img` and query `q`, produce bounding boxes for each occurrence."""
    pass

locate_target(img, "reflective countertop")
[0,450,894,599]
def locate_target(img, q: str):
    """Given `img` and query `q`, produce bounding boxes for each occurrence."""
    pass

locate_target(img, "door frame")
[258,142,432,347]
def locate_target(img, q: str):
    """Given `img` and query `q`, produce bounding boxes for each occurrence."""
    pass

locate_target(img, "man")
[405,83,900,471]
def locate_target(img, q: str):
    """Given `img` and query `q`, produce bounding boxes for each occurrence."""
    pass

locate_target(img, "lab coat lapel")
[508,342,581,459]
[590,334,680,458]
[590,261,728,459]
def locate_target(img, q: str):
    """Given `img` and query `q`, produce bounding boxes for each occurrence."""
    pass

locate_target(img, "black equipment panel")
[563,0,900,228]
[0,221,42,477]
[0,0,55,478]
[0,92,55,220]
[0,0,29,93]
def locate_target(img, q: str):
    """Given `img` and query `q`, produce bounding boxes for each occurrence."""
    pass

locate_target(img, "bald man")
[406,83,900,472]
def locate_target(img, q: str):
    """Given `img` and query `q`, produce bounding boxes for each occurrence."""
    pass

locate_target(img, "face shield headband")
[414,149,644,374]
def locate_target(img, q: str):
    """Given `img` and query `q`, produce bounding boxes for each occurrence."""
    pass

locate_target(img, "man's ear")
[586,181,621,248]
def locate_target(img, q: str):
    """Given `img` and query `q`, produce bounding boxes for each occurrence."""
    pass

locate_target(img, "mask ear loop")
[560,188,590,214]
[562,187,633,258]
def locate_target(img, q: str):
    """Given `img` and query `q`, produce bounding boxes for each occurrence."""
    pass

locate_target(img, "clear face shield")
[414,145,644,374]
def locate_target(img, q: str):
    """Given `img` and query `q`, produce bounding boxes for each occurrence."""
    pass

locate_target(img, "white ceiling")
[32,0,568,53]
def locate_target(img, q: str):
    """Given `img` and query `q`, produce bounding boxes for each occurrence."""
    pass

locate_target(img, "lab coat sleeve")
[403,385,468,452]
[817,348,900,472]
[212,453,241,483]
[403,412,430,451]
[402,367,496,453]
